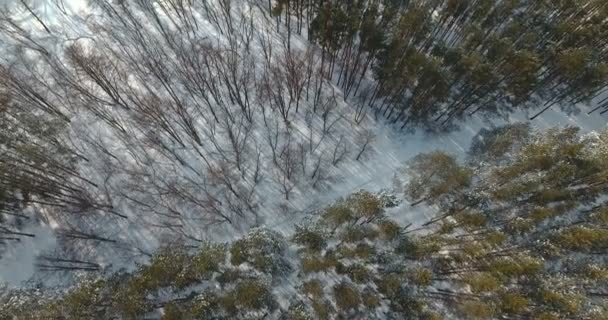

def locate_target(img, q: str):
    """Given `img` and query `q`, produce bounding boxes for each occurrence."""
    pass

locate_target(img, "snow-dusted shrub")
[282,303,313,320]
[409,268,433,287]
[459,300,495,319]
[538,290,583,315]
[0,291,61,320]
[302,279,324,299]
[375,273,404,297]
[220,280,276,315]
[230,228,291,276]
[190,292,221,319]
[300,253,338,274]
[335,243,376,261]
[137,249,190,291]
[378,190,400,208]
[396,236,441,259]
[217,268,247,287]
[468,122,531,163]
[391,288,426,316]
[346,191,384,221]
[109,249,191,317]
[377,219,402,240]
[177,243,226,288]
[333,282,361,312]
[499,292,529,315]
[311,299,333,320]
[336,263,371,284]
[299,280,334,319]
[462,272,501,294]
[553,226,608,253]
[59,280,108,319]
[292,225,328,252]
[340,225,379,243]
[488,255,543,279]
[321,203,355,229]
[361,288,380,309]
[404,151,473,206]
[111,280,150,319]
[161,302,188,320]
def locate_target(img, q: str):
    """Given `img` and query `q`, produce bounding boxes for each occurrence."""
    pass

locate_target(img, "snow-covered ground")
[0,0,607,288]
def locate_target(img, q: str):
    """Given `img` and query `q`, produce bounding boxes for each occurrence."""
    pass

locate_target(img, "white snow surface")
[0,225,57,285]
[0,0,607,288]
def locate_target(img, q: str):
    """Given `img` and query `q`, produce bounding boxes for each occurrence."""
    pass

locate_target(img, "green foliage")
[217,268,244,286]
[461,242,486,259]
[536,188,571,204]
[556,48,592,79]
[333,282,360,311]
[529,207,560,223]
[321,203,355,228]
[460,300,494,319]
[133,249,190,292]
[311,299,332,320]
[391,291,425,315]
[221,280,275,314]
[585,265,608,280]
[410,268,433,287]
[346,191,384,220]
[532,312,561,320]
[301,253,338,274]
[178,243,226,288]
[340,225,379,243]
[396,236,441,259]
[292,225,327,252]
[499,292,529,314]
[469,123,531,162]
[319,189,388,235]
[112,280,150,319]
[161,302,190,320]
[59,280,106,319]
[591,207,608,225]
[484,231,507,247]
[283,303,313,320]
[492,181,538,202]
[352,243,375,260]
[539,290,582,315]
[501,49,541,101]
[376,273,403,297]
[378,219,401,240]
[463,273,500,293]
[405,151,473,205]
[336,263,371,283]
[190,293,220,318]
[230,228,290,276]
[361,289,380,309]
[490,255,543,279]
[302,279,324,299]
[454,211,486,230]
[194,243,226,272]
[554,227,608,252]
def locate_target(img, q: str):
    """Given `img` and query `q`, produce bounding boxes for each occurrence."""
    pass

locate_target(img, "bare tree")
[273,134,299,200]
[355,129,376,161]
[331,135,349,166]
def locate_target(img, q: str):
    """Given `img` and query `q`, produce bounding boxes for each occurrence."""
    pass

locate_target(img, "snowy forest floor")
[3,104,605,288]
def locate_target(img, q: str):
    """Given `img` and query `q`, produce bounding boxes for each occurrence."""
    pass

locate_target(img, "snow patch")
[0,225,57,286]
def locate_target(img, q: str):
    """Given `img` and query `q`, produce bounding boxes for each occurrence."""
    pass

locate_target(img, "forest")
[4,125,608,319]
[0,0,607,319]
